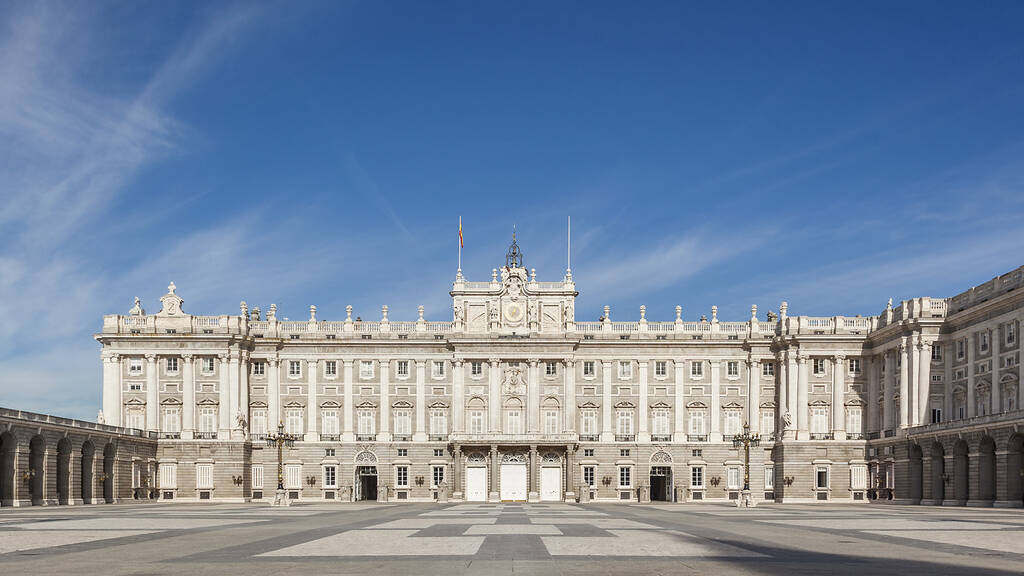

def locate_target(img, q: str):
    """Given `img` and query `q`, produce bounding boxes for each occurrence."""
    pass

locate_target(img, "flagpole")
[458,215,462,274]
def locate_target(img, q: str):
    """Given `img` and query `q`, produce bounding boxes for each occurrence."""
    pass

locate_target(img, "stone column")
[710,360,722,441]
[239,352,249,437]
[182,354,195,438]
[452,445,462,499]
[990,329,1001,414]
[944,343,953,420]
[268,358,281,430]
[866,355,879,433]
[489,444,499,501]
[788,351,799,438]
[413,360,427,442]
[528,445,539,502]
[564,359,576,432]
[102,352,119,426]
[966,333,976,418]
[909,338,922,426]
[917,339,932,425]
[674,358,686,442]
[218,354,230,439]
[883,351,895,431]
[145,354,158,431]
[453,360,465,433]
[797,355,809,440]
[528,359,540,433]
[114,356,125,427]
[899,341,910,429]
[306,359,319,442]
[488,359,501,433]
[380,359,392,439]
[601,360,613,441]
[637,359,650,442]
[749,358,761,434]
[565,445,576,501]
[778,352,788,436]
[229,352,241,439]
[832,355,845,439]
[342,360,354,442]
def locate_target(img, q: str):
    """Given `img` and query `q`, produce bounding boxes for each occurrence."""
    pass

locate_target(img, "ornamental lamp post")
[732,421,760,508]
[266,421,297,507]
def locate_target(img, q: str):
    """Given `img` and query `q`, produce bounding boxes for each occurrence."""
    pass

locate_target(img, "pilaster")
[488,359,501,433]
[306,359,319,442]
[710,360,721,442]
[413,360,427,442]
[145,354,158,431]
[637,359,650,442]
[601,360,613,442]
[218,354,230,439]
[182,354,195,438]
[796,354,808,440]
[832,354,845,439]
[342,360,355,442]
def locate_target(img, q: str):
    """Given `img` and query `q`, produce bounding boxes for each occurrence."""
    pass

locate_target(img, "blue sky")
[1,1,1022,419]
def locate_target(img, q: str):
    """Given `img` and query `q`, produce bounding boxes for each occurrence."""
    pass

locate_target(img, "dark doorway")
[81,441,94,504]
[930,442,945,504]
[356,466,377,501]
[979,436,996,503]
[908,444,923,504]
[1008,434,1023,506]
[0,432,14,506]
[57,438,71,505]
[103,443,116,503]
[650,466,672,501]
[953,439,969,504]
[29,435,45,506]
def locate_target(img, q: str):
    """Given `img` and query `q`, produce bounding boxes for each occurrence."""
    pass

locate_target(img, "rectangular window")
[250,409,267,436]
[397,448,407,457]
[931,344,942,361]
[581,411,597,435]
[322,410,339,435]
[931,408,942,424]
[690,466,705,489]
[166,357,179,373]
[325,361,337,377]
[544,410,559,434]
[813,358,825,375]
[1007,323,1016,344]
[506,410,522,435]
[652,410,669,435]
[196,463,213,489]
[251,465,263,490]
[323,465,337,488]
[815,466,830,490]
[727,467,740,490]
[850,465,866,490]
[845,407,862,435]
[471,361,482,376]
[848,358,861,374]
[396,360,409,377]
[583,361,595,377]
[761,410,775,435]
[431,410,448,435]
[545,361,557,376]
[980,332,989,352]
[288,360,301,377]
[469,410,484,434]
[285,409,303,435]
[689,411,706,435]
[129,358,143,374]
[432,361,446,378]
[199,357,214,373]
[810,407,828,434]
[957,339,965,360]
[359,361,373,379]
[583,466,595,487]
[160,463,178,489]
[727,361,739,377]
[655,361,667,377]
[762,362,775,377]
[432,465,445,488]
[162,408,181,433]
[394,411,411,436]
[358,411,375,436]
[618,361,632,379]
[690,361,703,378]
[618,466,632,488]
[583,448,594,457]
[724,411,740,435]
[764,466,774,490]
[396,466,409,488]
[616,411,633,435]
[199,407,217,434]
[252,361,265,376]
[433,448,444,457]
[286,464,301,490]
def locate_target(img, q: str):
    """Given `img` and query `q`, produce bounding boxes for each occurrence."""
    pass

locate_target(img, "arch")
[953,439,969,504]
[80,440,95,504]
[29,435,45,506]
[56,437,72,505]
[0,431,15,506]
[650,450,673,464]
[103,442,116,503]
[354,450,377,464]
[542,396,560,409]
[504,397,523,408]
[467,396,486,409]
[978,436,996,503]
[930,442,945,504]
[908,443,923,504]
[1007,434,1023,506]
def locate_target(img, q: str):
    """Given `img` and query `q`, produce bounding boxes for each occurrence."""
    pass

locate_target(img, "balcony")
[195,432,216,440]
[883,430,896,438]
[689,435,708,443]
[356,435,375,442]
[846,433,864,440]
[722,434,736,442]
[392,435,412,442]
[651,434,672,442]
[809,433,834,440]
[615,434,636,442]
[159,432,181,439]
[579,434,600,442]
[320,434,340,441]
[428,434,447,442]
[251,434,267,441]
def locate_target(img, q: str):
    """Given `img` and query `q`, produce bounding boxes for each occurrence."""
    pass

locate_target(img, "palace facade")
[5,239,1014,507]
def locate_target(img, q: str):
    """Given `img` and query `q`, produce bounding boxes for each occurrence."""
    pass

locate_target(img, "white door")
[465,467,487,502]
[500,464,527,501]
[541,467,562,501]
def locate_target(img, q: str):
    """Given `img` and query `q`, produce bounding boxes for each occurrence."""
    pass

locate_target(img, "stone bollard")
[578,484,590,503]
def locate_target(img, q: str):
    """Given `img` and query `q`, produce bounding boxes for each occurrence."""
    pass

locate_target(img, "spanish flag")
[459,217,464,248]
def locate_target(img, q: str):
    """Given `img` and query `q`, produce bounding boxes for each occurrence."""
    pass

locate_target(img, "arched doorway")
[930,442,945,504]
[103,443,116,503]
[1007,434,1023,506]
[29,435,45,506]
[354,450,378,501]
[57,438,72,505]
[909,444,923,504]
[80,441,94,504]
[979,436,996,504]
[953,439,969,505]
[0,432,15,506]
[649,451,673,502]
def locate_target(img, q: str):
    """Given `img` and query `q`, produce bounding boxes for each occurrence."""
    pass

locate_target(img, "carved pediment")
[197,397,218,406]
[356,400,377,409]
[614,400,635,409]
[722,401,744,410]
[650,401,672,409]
[391,400,413,409]
[320,400,341,408]
[809,399,830,406]
[429,400,450,409]
[759,401,777,409]
[160,397,182,405]
[578,401,599,409]
[124,398,145,406]
[687,401,708,409]
[844,398,867,407]
[284,400,305,408]
[249,400,268,408]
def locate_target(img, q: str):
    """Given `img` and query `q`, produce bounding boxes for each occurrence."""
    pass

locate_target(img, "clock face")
[504,302,523,322]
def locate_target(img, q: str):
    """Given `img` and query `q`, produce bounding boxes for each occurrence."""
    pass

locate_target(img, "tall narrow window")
[655,361,667,377]
[393,410,411,436]
[396,360,409,377]
[322,410,339,435]
[616,411,633,435]
[506,410,522,434]
[544,410,559,434]
[689,411,706,435]
[690,361,703,378]
[285,408,304,435]
[250,409,267,436]
[430,410,447,435]
[583,361,595,377]
[162,407,181,433]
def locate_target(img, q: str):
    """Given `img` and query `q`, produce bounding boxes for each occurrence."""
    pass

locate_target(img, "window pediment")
[356,400,377,409]
[614,400,635,409]
[160,397,182,405]
[320,400,341,408]
[391,400,413,409]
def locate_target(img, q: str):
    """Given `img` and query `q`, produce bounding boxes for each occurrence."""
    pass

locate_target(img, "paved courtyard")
[0,502,1022,575]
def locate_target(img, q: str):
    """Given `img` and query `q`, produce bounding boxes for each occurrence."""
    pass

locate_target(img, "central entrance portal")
[500,464,527,501]
[465,467,488,502]
[650,466,672,502]
[356,466,378,501]
[540,466,562,501]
